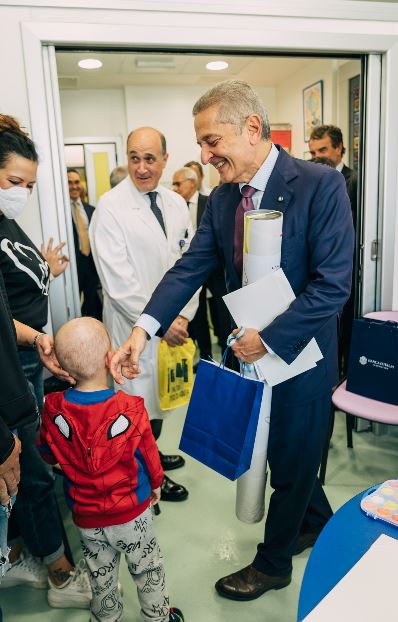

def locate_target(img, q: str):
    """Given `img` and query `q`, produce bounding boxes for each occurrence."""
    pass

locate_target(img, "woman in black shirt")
[0,114,90,608]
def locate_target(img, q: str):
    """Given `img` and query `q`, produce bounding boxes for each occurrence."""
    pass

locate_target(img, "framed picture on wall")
[349,74,360,173]
[303,80,323,141]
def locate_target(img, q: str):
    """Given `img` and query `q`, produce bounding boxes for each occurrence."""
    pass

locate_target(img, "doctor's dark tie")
[233,184,256,274]
[147,191,167,237]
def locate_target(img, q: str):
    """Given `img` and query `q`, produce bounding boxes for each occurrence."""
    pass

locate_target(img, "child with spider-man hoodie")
[38,317,184,622]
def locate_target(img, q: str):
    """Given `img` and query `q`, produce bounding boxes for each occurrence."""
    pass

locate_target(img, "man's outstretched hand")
[163,316,188,347]
[110,326,148,384]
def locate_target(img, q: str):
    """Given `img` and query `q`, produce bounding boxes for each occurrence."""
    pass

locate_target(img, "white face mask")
[0,186,30,219]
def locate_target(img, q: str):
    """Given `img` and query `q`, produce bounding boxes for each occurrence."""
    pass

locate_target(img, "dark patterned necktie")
[147,191,166,237]
[233,185,256,274]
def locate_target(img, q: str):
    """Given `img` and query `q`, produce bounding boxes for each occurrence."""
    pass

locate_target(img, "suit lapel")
[259,148,296,217]
[197,194,206,228]
[219,184,241,281]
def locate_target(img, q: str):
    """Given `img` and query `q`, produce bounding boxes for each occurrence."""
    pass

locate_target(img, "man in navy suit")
[111,81,354,601]
[309,125,358,374]
[67,169,102,320]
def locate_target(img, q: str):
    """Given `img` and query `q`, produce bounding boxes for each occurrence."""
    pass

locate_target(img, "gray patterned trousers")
[78,507,170,622]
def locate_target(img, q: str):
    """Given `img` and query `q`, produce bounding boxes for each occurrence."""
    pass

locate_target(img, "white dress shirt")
[70,198,89,228]
[186,190,199,232]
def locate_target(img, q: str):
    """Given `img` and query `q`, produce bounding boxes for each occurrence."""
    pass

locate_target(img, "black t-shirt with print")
[0,266,38,462]
[0,215,50,331]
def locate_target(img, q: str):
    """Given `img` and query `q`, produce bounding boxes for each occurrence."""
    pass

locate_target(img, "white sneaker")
[0,550,47,589]
[47,559,92,609]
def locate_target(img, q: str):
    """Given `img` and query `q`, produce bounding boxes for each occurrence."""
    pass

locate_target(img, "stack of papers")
[223,268,322,386]
[302,534,398,621]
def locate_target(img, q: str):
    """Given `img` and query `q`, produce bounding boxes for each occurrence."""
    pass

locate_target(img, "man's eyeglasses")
[172,179,190,188]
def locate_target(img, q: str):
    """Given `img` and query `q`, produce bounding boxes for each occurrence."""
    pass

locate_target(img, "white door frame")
[64,136,124,170]
[20,10,398,329]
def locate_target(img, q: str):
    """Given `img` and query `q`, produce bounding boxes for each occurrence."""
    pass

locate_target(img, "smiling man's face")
[194,105,260,184]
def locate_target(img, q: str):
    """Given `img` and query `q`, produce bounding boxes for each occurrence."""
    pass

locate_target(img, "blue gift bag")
[179,359,264,480]
[346,317,398,405]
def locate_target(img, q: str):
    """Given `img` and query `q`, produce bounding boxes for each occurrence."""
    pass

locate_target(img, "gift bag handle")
[225,327,254,375]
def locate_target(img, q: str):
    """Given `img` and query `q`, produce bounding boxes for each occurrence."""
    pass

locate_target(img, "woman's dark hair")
[0,114,38,169]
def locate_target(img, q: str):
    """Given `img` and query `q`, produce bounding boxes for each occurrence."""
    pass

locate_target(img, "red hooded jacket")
[39,389,163,528]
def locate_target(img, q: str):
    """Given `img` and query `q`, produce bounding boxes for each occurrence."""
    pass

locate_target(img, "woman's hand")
[41,238,69,278]
[35,333,76,384]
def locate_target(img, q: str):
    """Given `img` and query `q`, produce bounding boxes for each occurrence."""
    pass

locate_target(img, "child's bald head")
[55,318,112,381]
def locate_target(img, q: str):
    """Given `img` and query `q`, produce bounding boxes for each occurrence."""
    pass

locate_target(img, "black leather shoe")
[294,531,320,555]
[159,452,185,471]
[215,565,291,601]
[169,607,184,621]
[160,475,189,502]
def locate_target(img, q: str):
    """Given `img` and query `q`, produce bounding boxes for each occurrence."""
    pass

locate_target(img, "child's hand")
[151,487,161,505]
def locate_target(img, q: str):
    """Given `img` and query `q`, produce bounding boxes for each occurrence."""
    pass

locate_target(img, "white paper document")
[302,534,398,621]
[222,268,323,386]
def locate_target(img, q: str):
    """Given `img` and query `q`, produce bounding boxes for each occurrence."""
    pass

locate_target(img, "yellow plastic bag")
[158,338,196,411]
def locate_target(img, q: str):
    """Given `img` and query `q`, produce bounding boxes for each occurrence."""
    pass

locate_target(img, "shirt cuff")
[259,336,275,356]
[134,314,161,339]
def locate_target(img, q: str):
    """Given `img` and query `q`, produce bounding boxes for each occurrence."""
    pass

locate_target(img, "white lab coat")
[89,176,198,419]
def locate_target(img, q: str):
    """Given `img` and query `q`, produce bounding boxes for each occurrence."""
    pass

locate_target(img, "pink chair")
[319,311,398,482]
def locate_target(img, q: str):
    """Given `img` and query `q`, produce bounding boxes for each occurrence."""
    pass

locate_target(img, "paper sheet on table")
[302,534,398,621]
[223,268,323,387]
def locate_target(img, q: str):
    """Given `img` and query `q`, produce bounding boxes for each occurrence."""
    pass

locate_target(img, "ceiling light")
[206,61,229,71]
[78,59,103,70]
[135,59,175,70]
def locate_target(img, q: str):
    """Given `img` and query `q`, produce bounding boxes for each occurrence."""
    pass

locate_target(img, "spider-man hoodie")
[38,388,164,529]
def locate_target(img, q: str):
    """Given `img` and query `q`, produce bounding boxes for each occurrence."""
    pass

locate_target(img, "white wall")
[60,88,127,147]
[59,84,276,188]
[1,1,398,312]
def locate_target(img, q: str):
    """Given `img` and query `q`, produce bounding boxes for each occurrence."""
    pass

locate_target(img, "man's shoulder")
[198,192,208,207]
[208,182,239,203]
[158,184,187,210]
[292,155,343,184]
[97,177,132,210]
[342,164,357,183]
[82,202,95,215]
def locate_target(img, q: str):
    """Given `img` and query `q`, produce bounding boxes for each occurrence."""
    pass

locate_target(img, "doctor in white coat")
[90,127,198,502]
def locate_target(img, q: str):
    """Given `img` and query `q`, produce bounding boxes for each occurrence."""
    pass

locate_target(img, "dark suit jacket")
[197,192,207,228]
[144,147,354,406]
[197,193,226,297]
[72,202,98,287]
[341,164,357,228]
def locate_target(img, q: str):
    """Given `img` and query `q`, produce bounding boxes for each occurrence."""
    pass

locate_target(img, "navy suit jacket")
[144,147,354,406]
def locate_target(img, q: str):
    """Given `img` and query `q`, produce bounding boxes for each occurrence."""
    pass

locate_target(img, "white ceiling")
[56,51,350,90]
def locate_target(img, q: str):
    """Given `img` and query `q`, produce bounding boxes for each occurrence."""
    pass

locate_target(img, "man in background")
[172,166,230,361]
[90,127,198,503]
[308,125,357,226]
[309,125,357,373]
[67,169,102,320]
[110,165,128,189]
[184,160,212,196]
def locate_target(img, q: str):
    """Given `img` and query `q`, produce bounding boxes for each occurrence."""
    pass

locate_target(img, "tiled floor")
[1,408,398,622]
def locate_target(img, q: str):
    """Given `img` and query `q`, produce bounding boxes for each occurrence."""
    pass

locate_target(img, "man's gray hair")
[174,166,198,189]
[193,80,270,140]
[110,165,128,188]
